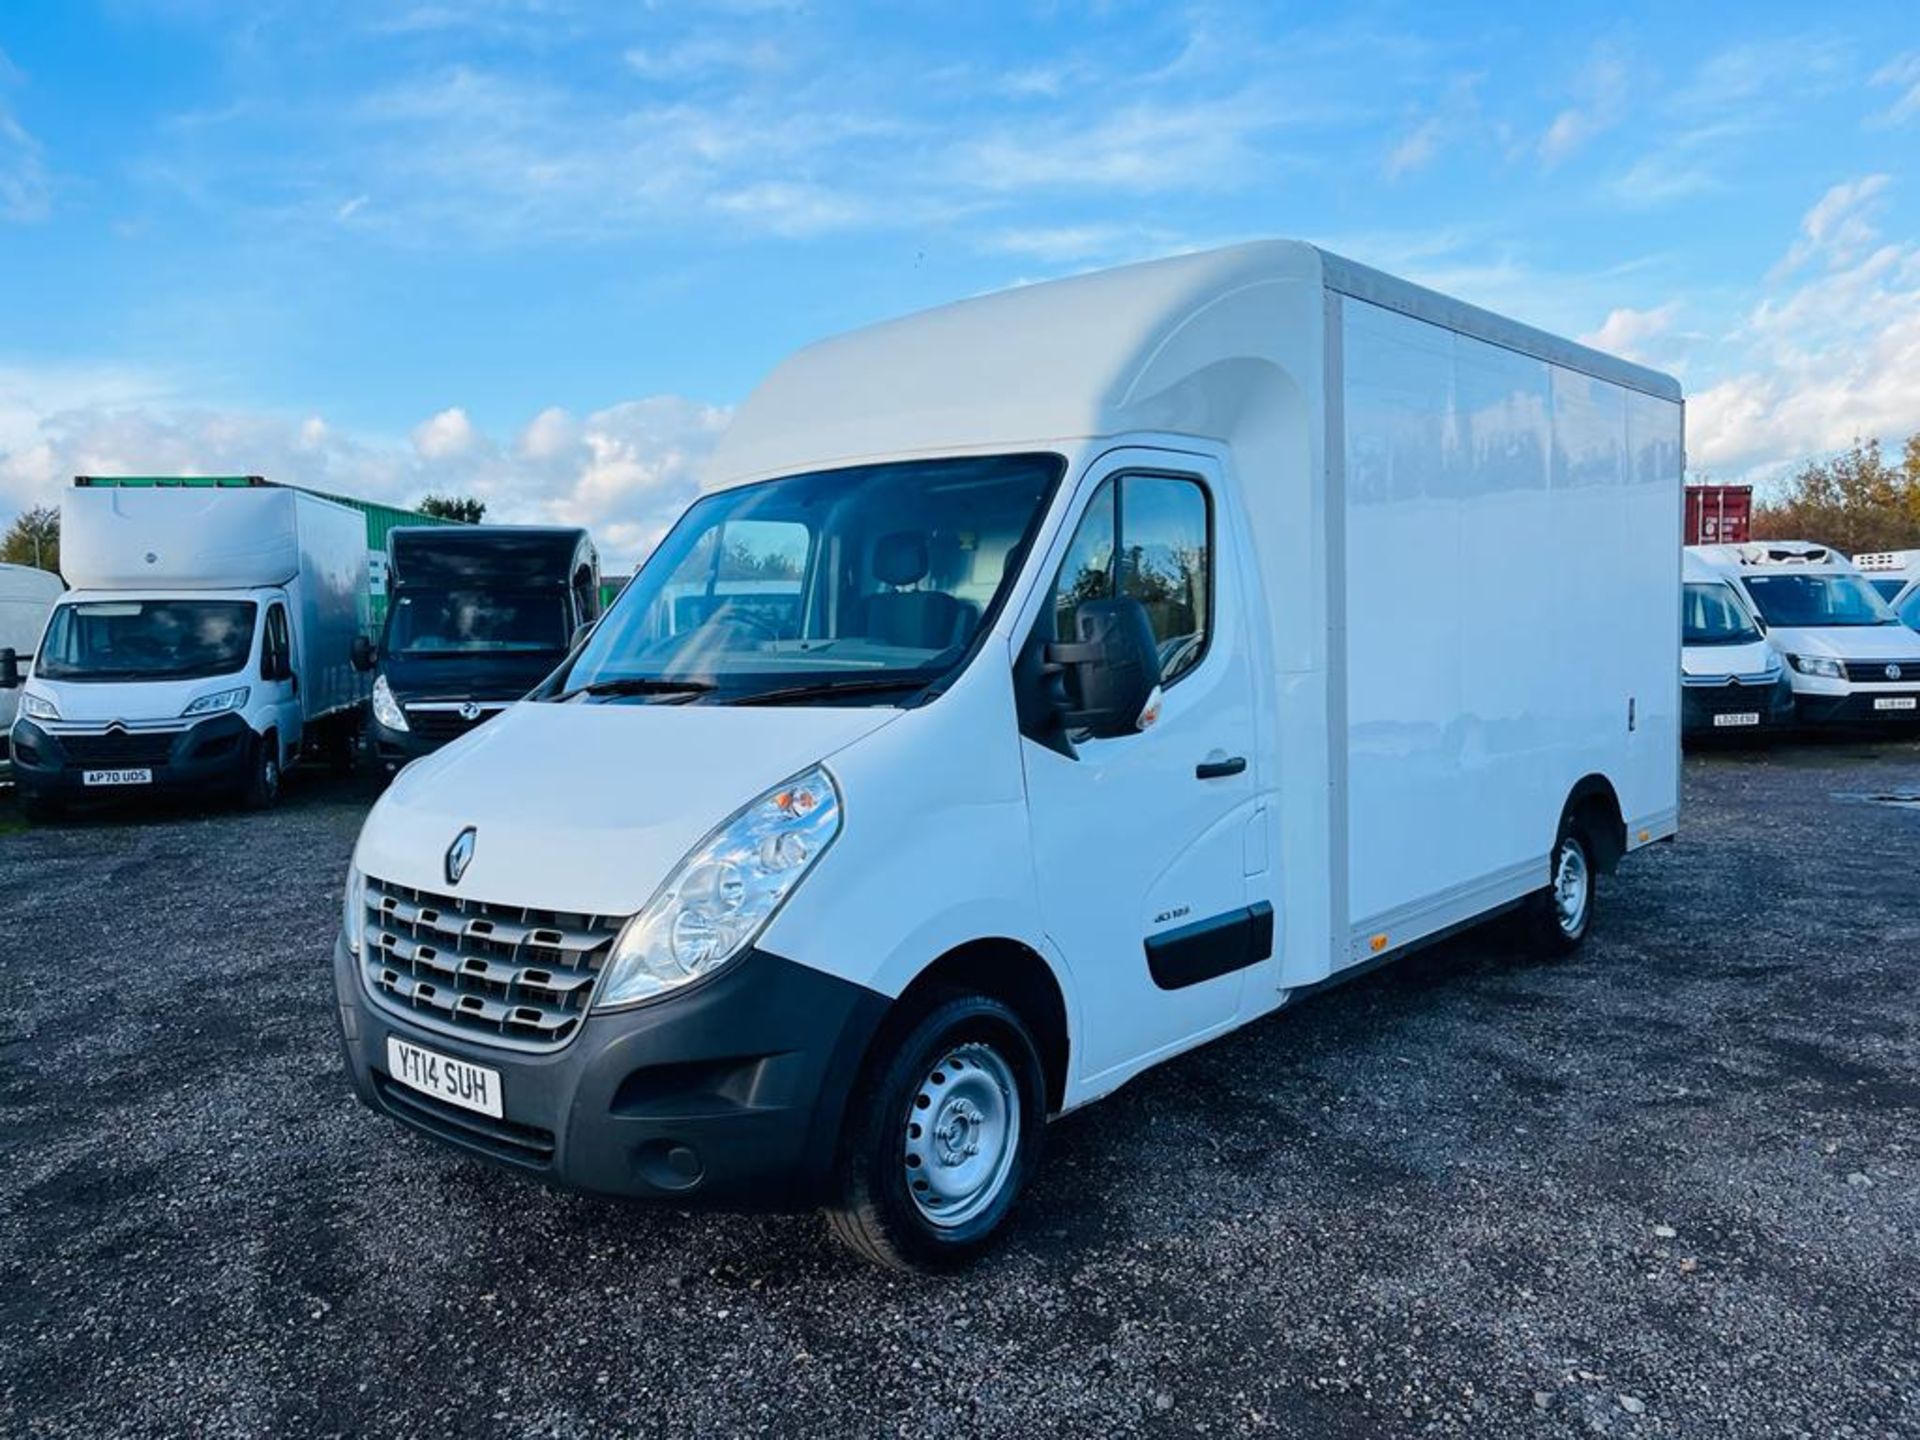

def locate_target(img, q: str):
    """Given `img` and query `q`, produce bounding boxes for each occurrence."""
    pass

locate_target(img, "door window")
[1051,474,1212,685]
[263,604,291,681]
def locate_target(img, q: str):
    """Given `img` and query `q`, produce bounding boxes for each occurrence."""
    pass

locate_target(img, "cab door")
[1016,451,1263,1087]
[260,600,301,756]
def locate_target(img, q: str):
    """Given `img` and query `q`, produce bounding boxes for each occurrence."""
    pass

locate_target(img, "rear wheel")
[241,731,283,810]
[1523,820,1595,956]
[826,993,1046,1272]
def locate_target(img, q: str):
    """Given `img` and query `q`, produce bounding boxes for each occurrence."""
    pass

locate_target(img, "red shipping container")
[1684,484,1752,545]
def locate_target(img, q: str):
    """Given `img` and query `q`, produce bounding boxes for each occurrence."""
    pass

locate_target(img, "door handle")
[1195,755,1247,780]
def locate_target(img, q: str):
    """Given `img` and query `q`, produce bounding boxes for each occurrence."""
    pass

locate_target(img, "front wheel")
[1522,822,1595,956]
[826,993,1046,1272]
[241,731,283,810]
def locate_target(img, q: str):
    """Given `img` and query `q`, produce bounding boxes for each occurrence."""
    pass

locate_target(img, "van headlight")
[596,766,842,1008]
[343,864,367,956]
[1787,653,1845,679]
[20,690,59,721]
[372,674,408,731]
[182,685,250,717]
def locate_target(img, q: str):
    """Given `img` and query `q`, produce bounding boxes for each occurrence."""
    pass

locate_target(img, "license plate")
[1712,712,1760,728]
[1874,696,1918,711]
[82,768,152,786]
[385,1036,503,1118]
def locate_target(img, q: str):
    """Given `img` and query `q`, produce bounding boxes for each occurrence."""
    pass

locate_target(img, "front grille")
[56,727,181,765]
[360,875,621,1051]
[371,1072,556,1167]
[405,707,501,742]
[1693,681,1770,715]
[1844,660,1920,684]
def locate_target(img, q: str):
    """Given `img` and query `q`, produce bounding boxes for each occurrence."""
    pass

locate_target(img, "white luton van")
[0,561,65,783]
[12,479,370,818]
[334,241,1683,1269]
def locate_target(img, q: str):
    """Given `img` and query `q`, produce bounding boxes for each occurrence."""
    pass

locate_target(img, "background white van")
[1681,549,1791,737]
[0,562,65,783]
[1698,541,1920,727]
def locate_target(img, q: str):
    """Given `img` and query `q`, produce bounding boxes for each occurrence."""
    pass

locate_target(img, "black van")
[361,526,600,770]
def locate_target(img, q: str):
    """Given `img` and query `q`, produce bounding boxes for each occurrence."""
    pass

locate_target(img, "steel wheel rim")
[1553,839,1589,935]
[903,1041,1020,1229]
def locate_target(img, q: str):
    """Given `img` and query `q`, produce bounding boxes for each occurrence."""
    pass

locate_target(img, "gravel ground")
[2,742,1917,1439]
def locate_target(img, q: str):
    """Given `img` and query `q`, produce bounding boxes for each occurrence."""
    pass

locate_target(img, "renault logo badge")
[1888,664,1904,681]
[458,701,483,721]
[445,827,477,886]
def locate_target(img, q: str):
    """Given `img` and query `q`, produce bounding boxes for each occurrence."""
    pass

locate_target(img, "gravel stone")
[3,739,1919,1438]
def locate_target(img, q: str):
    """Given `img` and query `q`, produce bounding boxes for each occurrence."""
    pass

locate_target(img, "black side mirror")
[351,635,376,672]
[1045,598,1163,740]
[0,648,20,690]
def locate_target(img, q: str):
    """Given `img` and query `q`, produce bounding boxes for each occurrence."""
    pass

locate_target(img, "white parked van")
[0,561,65,782]
[1680,549,1791,737]
[1698,541,1920,727]
[12,479,370,819]
[1854,549,1920,604]
[333,241,1683,1269]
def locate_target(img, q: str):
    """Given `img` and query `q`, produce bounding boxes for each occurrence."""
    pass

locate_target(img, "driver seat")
[863,532,967,650]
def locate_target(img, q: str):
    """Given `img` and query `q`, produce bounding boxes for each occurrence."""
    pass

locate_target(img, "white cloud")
[412,405,478,459]
[1869,51,1920,128]
[1579,303,1678,363]
[1689,177,1920,477]
[624,38,787,82]
[0,48,50,223]
[1538,48,1630,168]
[1385,117,1441,179]
[1775,173,1891,276]
[0,385,730,568]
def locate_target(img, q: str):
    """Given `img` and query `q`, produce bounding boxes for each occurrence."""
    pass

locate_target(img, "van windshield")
[1683,582,1760,645]
[387,587,570,656]
[1742,573,1898,628]
[38,599,258,681]
[549,453,1063,706]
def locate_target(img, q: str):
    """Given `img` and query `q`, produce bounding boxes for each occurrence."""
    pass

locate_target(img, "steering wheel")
[707,602,780,642]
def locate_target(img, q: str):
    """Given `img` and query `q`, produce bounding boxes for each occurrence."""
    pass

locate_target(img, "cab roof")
[705,239,1682,490]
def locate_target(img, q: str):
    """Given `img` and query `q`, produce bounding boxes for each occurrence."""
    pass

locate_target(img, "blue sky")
[2,0,1917,563]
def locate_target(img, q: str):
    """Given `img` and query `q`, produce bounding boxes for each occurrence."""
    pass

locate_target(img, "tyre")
[826,992,1046,1272]
[241,731,283,810]
[1522,818,1596,956]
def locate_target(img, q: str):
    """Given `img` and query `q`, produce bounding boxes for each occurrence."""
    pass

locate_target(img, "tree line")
[1750,434,1920,554]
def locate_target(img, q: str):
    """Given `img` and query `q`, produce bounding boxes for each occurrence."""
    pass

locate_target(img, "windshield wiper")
[550,676,716,703]
[727,676,934,707]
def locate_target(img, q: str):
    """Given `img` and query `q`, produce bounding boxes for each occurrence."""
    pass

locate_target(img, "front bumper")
[368,715,443,770]
[1682,676,1796,737]
[1790,687,1920,727]
[332,935,890,1209]
[10,713,255,798]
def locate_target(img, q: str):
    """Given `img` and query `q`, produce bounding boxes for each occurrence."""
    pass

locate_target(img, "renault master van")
[1680,548,1791,738]
[1701,541,1920,728]
[332,241,1683,1270]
